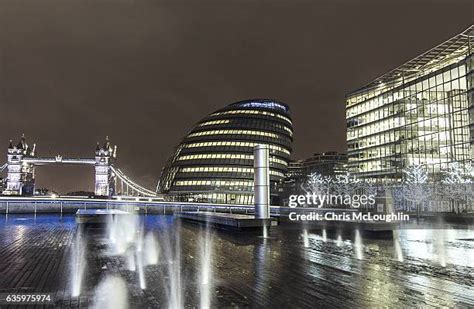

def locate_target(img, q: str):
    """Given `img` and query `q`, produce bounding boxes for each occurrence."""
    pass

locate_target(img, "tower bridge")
[0,135,157,198]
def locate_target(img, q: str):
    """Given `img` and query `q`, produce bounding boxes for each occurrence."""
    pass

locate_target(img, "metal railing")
[0,195,362,218]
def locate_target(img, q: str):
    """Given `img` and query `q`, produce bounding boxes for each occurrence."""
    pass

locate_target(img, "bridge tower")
[3,134,36,196]
[95,136,117,196]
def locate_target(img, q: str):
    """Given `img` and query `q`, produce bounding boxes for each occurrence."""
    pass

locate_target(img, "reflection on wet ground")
[0,214,472,308]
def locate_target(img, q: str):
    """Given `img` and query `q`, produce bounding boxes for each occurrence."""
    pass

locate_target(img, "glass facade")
[157,99,293,205]
[346,26,473,180]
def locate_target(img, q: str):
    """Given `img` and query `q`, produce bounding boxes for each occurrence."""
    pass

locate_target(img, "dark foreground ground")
[0,214,473,308]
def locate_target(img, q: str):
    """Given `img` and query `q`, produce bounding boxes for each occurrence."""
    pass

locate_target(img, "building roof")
[229,99,290,114]
[348,25,474,96]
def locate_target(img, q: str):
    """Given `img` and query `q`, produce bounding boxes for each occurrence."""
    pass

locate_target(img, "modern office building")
[157,99,293,205]
[302,152,348,176]
[346,26,473,180]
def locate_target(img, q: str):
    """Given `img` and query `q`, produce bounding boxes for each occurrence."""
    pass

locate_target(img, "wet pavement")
[0,214,473,308]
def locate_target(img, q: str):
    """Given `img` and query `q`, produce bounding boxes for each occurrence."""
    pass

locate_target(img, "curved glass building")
[157,99,293,205]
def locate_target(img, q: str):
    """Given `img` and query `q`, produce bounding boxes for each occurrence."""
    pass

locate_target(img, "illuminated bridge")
[1,135,157,198]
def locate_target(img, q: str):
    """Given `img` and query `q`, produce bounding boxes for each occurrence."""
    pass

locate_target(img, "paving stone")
[0,214,472,308]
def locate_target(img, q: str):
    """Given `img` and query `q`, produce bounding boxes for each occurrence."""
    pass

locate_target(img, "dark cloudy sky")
[0,0,472,193]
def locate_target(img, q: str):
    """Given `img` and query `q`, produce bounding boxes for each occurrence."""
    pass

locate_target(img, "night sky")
[0,0,472,193]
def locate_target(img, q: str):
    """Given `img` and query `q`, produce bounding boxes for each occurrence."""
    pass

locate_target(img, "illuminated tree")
[303,172,331,198]
[303,172,376,209]
[401,164,431,217]
[441,162,474,213]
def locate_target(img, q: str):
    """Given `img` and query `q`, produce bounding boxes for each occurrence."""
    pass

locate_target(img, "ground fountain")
[262,222,268,239]
[136,250,146,290]
[107,213,139,255]
[144,232,159,265]
[106,212,162,290]
[134,231,160,289]
[322,228,327,242]
[73,209,165,307]
[435,231,446,267]
[302,229,310,248]
[199,224,214,309]
[126,249,136,271]
[354,230,363,260]
[336,234,343,247]
[92,275,129,309]
[392,230,404,262]
[71,226,86,297]
[134,226,147,290]
[2,206,471,308]
[161,221,184,309]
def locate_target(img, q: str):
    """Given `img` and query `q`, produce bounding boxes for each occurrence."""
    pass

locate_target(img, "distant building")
[346,26,473,180]
[287,159,304,179]
[158,99,294,205]
[279,160,305,199]
[302,152,348,176]
[279,152,348,203]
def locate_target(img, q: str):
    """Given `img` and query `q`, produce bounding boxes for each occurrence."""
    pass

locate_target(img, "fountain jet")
[262,223,268,239]
[435,232,446,267]
[71,226,86,297]
[126,249,136,271]
[92,275,129,309]
[144,232,159,265]
[107,212,139,255]
[162,221,184,309]
[302,229,309,248]
[393,230,404,262]
[137,250,146,290]
[199,225,214,309]
[354,230,363,260]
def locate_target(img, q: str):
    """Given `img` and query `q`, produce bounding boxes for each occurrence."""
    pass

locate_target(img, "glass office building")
[346,26,473,180]
[157,99,293,204]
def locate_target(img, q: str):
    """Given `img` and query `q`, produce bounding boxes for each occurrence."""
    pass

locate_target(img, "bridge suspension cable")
[0,163,7,173]
[110,165,157,197]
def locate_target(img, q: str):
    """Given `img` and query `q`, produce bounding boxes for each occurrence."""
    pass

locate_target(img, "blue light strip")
[239,101,287,112]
